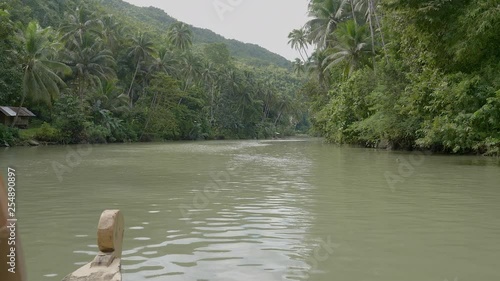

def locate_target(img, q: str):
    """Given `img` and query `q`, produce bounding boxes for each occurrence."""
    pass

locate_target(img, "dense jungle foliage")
[0,0,306,145]
[290,0,500,155]
[2,0,498,155]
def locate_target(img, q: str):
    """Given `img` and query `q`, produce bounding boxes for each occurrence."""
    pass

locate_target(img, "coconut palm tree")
[101,14,124,54]
[352,0,388,61]
[61,6,102,47]
[200,61,217,86]
[88,79,129,120]
[167,22,193,51]
[292,58,306,76]
[259,82,278,122]
[177,51,202,90]
[224,69,242,96]
[323,20,372,78]
[126,32,155,107]
[305,0,349,49]
[288,28,309,61]
[199,61,218,123]
[306,49,330,86]
[63,34,116,101]
[148,46,178,76]
[13,21,71,127]
[274,94,297,126]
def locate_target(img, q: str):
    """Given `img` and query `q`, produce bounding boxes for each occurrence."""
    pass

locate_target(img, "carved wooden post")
[62,210,124,281]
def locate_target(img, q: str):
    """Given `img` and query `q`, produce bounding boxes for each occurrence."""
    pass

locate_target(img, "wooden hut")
[0,106,36,128]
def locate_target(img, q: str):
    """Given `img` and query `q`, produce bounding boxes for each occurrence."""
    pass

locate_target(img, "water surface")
[1,139,499,281]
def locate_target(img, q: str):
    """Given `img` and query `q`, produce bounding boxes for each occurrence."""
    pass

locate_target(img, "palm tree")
[306,50,330,86]
[228,70,259,120]
[292,58,306,76]
[200,61,217,86]
[61,7,102,47]
[148,46,178,76]
[353,0,388,62]
[88,79,129,116]
[64,34,116,101]
[177,51,202,90]
[199,61,218,123]
[323,20,372,78]
[126,32,155,107]
[341,0,359,24]
[13,21,71,127]
[288,28,309,61]
[259,82,278,122]
[305,0,349,49]
[274,94,296,126]
[167,22,193,51]
[224,69,242,96]
[101,14,124,54]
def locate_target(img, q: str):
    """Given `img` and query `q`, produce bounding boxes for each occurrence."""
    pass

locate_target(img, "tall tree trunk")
[367,3,377,70]
[350,0,357,25]
[78,75,88,105]
[210,85,215,124]
[370,0,389,63]
[127,61,141,108]
[11,95,26,128]
[183,75,192,91]
[140,91,159,140]
[274,103,285,126]
[302,47,310,60]
[298,49,306,62]
[262,103,269,122]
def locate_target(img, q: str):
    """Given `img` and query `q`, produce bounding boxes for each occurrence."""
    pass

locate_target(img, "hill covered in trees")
[100,0,292,68]
[0,0,306,145]
[17,0,292,68]
[290,0,500,155]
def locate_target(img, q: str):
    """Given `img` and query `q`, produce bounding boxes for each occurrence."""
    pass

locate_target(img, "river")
[1,139,499,281]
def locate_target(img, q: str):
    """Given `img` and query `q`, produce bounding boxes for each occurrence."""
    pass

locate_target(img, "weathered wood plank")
[62,210,124,281]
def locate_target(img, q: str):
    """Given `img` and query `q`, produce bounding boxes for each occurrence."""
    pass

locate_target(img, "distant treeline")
[0,0,307,145]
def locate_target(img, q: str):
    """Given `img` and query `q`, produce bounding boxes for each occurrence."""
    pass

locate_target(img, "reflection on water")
[1,139,499,281]
[118,140,316,281]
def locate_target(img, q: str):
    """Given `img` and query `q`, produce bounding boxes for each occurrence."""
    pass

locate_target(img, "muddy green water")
[1,139,499,281]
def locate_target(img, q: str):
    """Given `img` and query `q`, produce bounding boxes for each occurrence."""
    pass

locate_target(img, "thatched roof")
[0,106,36,117]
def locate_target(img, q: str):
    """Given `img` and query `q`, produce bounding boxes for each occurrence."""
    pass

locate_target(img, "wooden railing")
[62,210,124,281]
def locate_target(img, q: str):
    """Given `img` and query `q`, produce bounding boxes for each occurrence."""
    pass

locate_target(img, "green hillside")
[99,0,291,68]
[0,0,306,146]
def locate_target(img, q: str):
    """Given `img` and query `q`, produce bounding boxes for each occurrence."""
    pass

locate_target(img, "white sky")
[122,0,311,61]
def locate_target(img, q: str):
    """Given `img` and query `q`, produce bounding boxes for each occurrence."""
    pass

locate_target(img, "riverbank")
[0,123,308,148]
[3,131,499,158]
[2,122,498,157]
